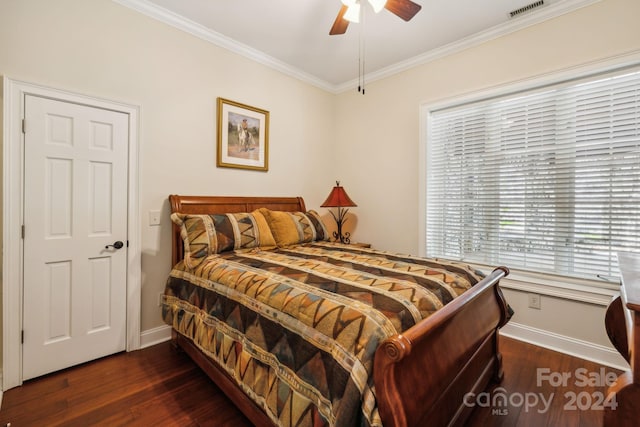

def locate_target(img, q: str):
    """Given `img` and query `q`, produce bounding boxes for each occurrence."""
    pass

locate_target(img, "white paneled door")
[22,95,129,380]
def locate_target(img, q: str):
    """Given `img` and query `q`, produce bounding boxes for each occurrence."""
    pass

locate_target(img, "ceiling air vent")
[509,0,545,18]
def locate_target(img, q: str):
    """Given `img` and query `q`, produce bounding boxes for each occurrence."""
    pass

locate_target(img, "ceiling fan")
[330,0,422,35]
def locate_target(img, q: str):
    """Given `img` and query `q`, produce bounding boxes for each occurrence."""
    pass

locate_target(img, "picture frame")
[216,97,269,171]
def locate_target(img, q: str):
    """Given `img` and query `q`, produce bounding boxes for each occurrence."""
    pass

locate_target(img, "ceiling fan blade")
[384,0,422,21]
[329,4,350,35]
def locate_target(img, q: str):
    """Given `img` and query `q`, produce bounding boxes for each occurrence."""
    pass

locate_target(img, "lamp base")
[333,230,351,245]
[329,207,352,244]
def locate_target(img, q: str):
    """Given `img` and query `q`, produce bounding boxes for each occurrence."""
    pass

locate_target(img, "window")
[426,68,640,281]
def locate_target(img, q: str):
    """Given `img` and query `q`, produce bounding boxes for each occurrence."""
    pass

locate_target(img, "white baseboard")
[137,322,630,371]
[139,324,172,349]
[1,321,627,403]
[500,322,629,371]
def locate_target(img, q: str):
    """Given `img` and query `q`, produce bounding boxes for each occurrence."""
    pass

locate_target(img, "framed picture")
[216,97,269,171]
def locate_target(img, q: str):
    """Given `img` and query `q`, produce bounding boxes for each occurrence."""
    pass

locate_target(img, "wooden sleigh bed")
[164,194,511,427]
[604,252,640,426]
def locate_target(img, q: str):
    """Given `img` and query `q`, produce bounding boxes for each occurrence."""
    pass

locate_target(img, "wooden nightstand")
[350,242,371,248]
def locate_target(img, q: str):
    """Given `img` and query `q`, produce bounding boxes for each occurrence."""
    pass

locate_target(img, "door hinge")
[21,330,25,344]
[21,224,25,239]
[127,240,129,247]
[22,119,26,134]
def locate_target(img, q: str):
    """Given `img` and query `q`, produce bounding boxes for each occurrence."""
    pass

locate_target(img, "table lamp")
[320,181,357,244]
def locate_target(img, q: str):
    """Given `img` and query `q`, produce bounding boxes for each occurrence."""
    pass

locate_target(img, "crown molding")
[113,0,601,94]
[334,0,602,92]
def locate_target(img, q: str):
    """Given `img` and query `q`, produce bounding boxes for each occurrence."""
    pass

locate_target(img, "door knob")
[105,241,124,250]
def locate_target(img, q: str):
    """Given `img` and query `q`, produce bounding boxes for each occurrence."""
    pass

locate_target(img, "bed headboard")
[168,194,307,266]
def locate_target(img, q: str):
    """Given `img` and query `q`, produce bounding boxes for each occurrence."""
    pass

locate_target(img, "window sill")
[480,266,620,306]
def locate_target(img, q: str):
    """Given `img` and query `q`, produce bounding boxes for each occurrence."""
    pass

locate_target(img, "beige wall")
[0,78,3,360]
[0,0,336,334]
[336,0,640,253]
[333,0,640,364]
[1,0,638,369]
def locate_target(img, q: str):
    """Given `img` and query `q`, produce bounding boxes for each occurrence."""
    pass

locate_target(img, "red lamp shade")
[320,181,357,244]
[321,182,357,208]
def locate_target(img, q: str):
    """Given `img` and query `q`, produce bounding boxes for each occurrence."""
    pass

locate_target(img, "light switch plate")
[149,210,161,226]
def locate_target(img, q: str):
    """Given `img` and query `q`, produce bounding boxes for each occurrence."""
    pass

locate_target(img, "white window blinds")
[426,69,640,281]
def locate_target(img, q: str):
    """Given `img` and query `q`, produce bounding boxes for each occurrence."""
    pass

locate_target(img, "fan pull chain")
[357,34,362,93]
[358,5,365,95]
[362,26,366,95]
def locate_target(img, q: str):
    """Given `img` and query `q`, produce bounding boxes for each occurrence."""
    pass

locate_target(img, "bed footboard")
[604,253,640,427]
[374,267,510,427]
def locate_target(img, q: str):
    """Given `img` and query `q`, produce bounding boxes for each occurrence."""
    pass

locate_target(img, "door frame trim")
[2,77,141,390]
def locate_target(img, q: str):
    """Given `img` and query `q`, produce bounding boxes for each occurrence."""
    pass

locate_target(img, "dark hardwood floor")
[466,337,622,427]
[0,336,622,426]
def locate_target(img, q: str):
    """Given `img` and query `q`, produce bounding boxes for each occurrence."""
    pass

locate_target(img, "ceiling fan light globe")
[341,0,357,6]
[343,3,361,23]
[368,0,387,13]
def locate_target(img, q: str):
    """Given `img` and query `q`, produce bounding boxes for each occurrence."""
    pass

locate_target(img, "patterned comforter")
[162,242,484,427]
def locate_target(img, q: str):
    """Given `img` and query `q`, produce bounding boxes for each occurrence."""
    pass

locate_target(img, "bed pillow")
[171,212,276,268]
[305,210,330,242]
[258,208,329,247]
[249,209,278,249]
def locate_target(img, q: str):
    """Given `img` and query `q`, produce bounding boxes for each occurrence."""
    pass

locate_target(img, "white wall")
[334,0,640,367]
[0,0,336,334]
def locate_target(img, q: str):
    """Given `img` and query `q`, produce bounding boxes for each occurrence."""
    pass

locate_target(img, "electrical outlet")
[158,292,164,307]
[528,293,541,310]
